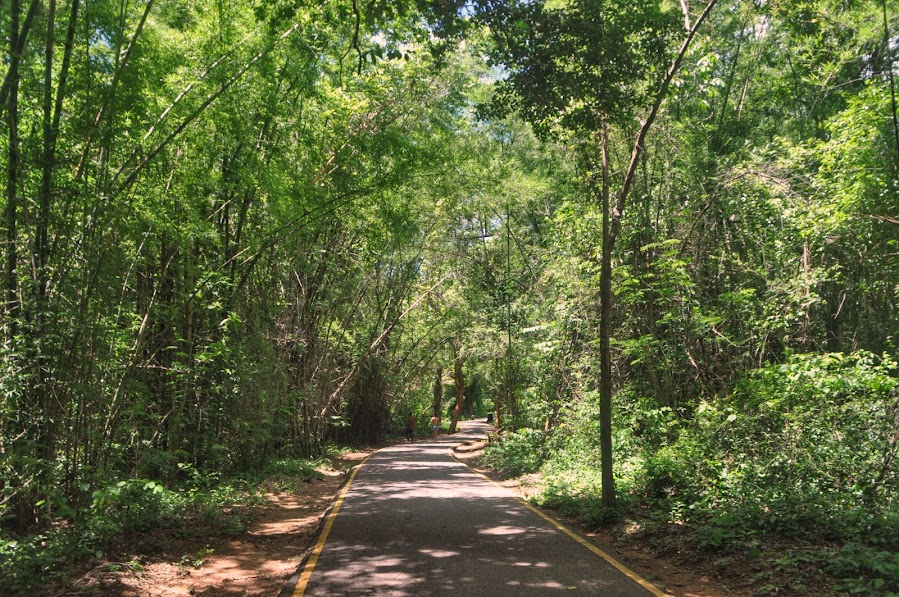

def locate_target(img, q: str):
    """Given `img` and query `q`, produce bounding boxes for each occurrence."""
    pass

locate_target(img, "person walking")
[429,414,441,440]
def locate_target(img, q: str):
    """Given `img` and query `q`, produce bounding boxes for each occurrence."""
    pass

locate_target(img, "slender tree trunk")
[5,0,21,330]
[596,0,719,509]
[432,365,443,417]
[448,338,464,434]
[28,0,61,513]
[303,398,312,457]
[493,357,502,429]
[505,201,515,430]
[37,0,64,306]
[0,0,39,122]
[883,0,899,167]
[598,124,616,509]
[5,0,27,533]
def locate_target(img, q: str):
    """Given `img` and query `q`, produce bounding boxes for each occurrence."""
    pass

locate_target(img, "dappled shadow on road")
[303,421,651,596]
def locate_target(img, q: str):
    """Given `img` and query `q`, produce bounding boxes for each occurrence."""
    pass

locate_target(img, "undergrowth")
[0,455,330,593]
[482,351,899,595]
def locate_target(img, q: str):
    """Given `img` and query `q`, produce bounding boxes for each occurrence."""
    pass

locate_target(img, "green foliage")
[484,351,899,590]
[1,0,523,548]
[253,457,327,492]
[259,457,325,482]
[0,531,79,592]
[536,484,620,528]
[0,453,328,592]
[634,351,899,546]
[475,0,681,134]
[826,543,899,596]
[712,353,893,528]
[3,0,899,592]
[89,479,174,535]
[535,464,621,528]
[482,428,546,476]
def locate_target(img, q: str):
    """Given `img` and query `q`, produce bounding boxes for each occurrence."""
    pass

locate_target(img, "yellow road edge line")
[450,449,672,597]
[292,454,372,597]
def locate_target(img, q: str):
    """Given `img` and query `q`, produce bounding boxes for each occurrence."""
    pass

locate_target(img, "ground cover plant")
[0,456,328,593]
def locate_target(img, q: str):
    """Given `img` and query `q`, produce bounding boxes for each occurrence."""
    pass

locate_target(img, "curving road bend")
[286,420,664,596]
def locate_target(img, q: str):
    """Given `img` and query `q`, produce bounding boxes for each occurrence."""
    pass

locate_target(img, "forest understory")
[9,429,894,596]
[37,437,769,597]
[31,450,369,597]
[2,0,898,594]
[460,437,892,597]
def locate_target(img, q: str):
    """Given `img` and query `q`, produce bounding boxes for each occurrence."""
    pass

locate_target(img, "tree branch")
[610,0,719,248]
[318,274,450,418]
[111,22,303,194]
[0,0,40,123]
[75,0,157,181]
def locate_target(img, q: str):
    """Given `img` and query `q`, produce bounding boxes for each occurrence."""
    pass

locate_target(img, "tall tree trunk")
[29,0,61,516]
[505,201,515,430]
[5,0,26,533]
[432,365,443,417]
[5,0,21,330]
[448,338,464,434]
[597,0,720,510]
[598,123,616,509]
[884,0,899,168]
[493,357,502,429]
[0,0,40,122]
[37,0,56,286]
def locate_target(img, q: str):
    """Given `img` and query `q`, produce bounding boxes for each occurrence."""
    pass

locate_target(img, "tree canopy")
[2,0,898,593]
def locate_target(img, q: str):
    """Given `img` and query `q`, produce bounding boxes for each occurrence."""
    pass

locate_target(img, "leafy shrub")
[639,441,701,506]
[523,351,899,593]
[535,465,621,528]
[0,455,328,593]
[704,352,897,536]
[260,457,325,482]
[828,543,899,595]
[252,457,326,492]
[634,351,899,545]
[0,532,66,592]
[482,428,546,476]
[89,479,173,534]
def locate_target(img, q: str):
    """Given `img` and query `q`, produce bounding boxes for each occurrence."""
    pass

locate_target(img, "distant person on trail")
[405,413,416,443]
[429,414,441,440]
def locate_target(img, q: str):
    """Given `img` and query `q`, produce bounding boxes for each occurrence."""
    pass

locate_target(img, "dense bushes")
[484,351,899,592]
[0,457,325,593]
[638,351,899,593]
[482,428,546,476]
[641,352,898,541]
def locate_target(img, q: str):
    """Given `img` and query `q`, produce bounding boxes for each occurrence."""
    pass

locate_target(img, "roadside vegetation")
[0,455,329,592]
[485,352,899,594]
[2,0,897,594]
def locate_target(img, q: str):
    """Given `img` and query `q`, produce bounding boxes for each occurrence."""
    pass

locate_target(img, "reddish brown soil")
[62,452,371,597]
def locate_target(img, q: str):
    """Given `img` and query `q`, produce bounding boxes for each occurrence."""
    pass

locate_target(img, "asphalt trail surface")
[295,420,659,596]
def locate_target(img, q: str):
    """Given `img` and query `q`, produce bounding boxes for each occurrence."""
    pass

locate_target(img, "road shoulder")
[451,436,746,597]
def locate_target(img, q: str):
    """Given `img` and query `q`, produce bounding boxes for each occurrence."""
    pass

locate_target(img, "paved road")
[289,420,662,596]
